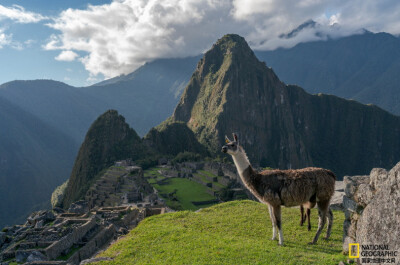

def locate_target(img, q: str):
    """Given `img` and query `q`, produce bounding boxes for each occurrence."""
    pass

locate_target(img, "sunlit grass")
[95,200,346,265]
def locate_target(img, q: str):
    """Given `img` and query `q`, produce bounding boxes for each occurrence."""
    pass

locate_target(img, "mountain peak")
[206,34,257,62]
[213,34,250,51]
[172,34,281,152]
[62,109,145,208]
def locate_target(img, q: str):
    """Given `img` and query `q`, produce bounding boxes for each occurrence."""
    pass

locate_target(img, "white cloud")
[45,0,242,78]
[0,29,12,48]
[55,50,79,61]
[0,28,24,50]
[45,0,400,78]
[24,39,36,46]
[0,4,47,23]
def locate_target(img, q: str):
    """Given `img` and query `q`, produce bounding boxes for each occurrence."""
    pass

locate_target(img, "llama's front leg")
[272,205,284,246]
[307,208,311,231]
[268,204,277,240]
[310,200,328,244]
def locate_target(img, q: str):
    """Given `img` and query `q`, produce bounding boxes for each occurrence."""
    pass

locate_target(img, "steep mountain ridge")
[171,34,400,176]
[62,110,150,208]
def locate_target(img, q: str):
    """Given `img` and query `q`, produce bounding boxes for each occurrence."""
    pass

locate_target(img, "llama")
[222,133,335,245]
[300,202,315,231]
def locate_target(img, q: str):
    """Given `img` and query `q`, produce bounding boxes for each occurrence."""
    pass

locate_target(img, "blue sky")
[0,1,110,86]
[1,0,400,87]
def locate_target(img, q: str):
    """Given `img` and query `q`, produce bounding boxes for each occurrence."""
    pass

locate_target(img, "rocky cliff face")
[342,162,400,263]
[170,34,400,177]
[144,121,208,156]
[62,110,148,208]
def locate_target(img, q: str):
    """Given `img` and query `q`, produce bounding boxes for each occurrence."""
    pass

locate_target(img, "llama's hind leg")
[310,200,329,244]
[308,201,316,231]
[300,205,305,226]
[268,204,277,240]
[325,208,333,239]
[272,205,284,246]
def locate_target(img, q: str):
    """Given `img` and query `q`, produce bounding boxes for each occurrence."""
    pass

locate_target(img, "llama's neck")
[232,147,265,202]
[232,147,252,179]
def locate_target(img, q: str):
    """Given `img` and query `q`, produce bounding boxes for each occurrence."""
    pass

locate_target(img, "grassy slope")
[96,200,346,264]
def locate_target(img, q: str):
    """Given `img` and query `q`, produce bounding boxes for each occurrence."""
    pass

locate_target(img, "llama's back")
[259,167,336,206]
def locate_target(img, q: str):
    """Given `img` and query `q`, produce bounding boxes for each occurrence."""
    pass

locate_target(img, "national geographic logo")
[349,244,398,264]
[349,243,360,258]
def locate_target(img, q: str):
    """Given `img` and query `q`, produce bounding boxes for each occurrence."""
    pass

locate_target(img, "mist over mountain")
[0,97,77,227]
[279,19,318,39]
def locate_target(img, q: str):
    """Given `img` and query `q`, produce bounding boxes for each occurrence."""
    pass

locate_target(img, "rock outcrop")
[342,162,400,263]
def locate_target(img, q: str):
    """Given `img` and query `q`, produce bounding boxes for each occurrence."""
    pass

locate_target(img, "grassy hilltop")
[95,200,346,265]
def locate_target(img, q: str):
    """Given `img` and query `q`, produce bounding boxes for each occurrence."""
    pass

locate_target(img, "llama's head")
[221,133,240,155]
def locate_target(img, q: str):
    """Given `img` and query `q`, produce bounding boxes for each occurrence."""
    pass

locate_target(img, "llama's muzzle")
[221,146,228,153]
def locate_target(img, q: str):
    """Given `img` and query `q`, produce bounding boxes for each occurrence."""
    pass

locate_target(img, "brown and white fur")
[300,202,316,231]
[222,133,335,245]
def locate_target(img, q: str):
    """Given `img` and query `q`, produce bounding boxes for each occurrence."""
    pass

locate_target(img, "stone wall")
[45,217,96,260]
[67,224,115,264]
[342,162,400,263]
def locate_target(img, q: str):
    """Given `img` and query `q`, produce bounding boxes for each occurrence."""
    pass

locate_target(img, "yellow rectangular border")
[349,243,359,258]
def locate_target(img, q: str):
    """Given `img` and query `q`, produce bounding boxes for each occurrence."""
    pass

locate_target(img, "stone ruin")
[0,205,164,265]
[0,164,166,265]
[85,165,156,209]
[342,162,400,264]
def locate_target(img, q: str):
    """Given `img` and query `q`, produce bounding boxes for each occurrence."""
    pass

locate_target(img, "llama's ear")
[233,133,238,142]
[225,135,230,143]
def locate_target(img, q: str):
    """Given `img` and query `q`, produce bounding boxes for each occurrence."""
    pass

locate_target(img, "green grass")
[144,167,163,177]
[193,173,210,183]
[95,200,346,265]
[144,168,164,184]
[151,178,215,210]
[198,170,217,178]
